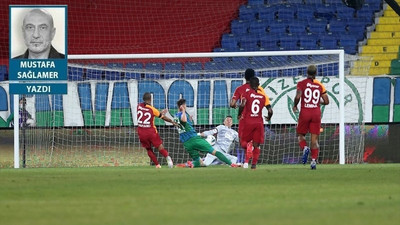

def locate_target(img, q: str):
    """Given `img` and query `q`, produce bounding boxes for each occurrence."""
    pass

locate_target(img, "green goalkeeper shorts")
[183,136,214,160]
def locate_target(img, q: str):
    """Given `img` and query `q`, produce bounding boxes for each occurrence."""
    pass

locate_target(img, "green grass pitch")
[0,164,399,225]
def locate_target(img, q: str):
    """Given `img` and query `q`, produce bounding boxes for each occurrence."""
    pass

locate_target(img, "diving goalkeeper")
[198,116,239,166]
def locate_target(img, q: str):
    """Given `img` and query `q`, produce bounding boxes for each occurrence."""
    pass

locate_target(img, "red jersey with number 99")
[241,89,266,124]
[297,78,326,113]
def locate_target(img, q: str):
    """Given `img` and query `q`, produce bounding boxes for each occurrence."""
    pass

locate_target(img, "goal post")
[14,50,370,168]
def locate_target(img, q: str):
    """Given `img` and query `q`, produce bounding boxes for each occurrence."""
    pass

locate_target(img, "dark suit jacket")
[13,45,65,59]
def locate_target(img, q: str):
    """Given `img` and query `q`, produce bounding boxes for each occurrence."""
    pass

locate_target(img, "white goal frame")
[13,50,346,168]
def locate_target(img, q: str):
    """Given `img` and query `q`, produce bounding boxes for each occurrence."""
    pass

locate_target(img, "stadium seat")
[203,62,221,79]
[314,4,336,20]
[307,20,328,34]
[335,5,355,19]
[125,62,143,80]
[268,22,288,34]
[296,7,315,20]
[287,22,307,34]
[144,62,163,79]
[230,20,250,35]
[319,63,339,76]
[259,35,280,49]
[239,34,260,51]
[105,63,123,80]
[282,68,299,77]
[277,7,295,20]
[247,0,265,6]
[318,35,338,49]
[327,20,348,33]
[257,6,277,20]
[86,64,104,80]
[221,33,239,51]
[68,66,84,81]
[299,34,319,50]
[239,5,258,21]
[184,62,202,79]
[0,65,7,81]
[279,35,299,50]
[338,35,358,54]
[249,20,268,35]
[164,62,182,79]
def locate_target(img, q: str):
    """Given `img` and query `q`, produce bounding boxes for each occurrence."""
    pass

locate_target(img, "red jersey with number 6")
[241,89,267,124]
[297,78,326,114]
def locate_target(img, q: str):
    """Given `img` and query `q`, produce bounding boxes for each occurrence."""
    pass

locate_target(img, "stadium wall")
[0,76,399,128]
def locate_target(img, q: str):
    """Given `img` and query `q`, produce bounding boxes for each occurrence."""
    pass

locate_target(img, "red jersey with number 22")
[297,78,326,115]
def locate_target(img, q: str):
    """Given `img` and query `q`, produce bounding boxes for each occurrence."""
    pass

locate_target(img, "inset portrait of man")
[11,7,65,59]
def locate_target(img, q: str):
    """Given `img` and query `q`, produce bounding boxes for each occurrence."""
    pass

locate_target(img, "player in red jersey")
[238,77,273,169]
[137,92,177,168]
[293,65,329,170]
[230,68,269,167]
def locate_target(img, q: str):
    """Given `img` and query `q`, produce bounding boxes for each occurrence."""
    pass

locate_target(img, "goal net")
[14,50,371,168]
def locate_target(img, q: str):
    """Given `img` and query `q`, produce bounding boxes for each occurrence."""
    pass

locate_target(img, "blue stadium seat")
[279,35,299,50]
[144,62,163,79]
[319,63,339,76]
[257,6,278,20]
[356,9,374,25]
[314,4,336,20]
[68,66,84,81]
[239,5,258,20]
[239,34,260,51]
[248,0,265,6]
[184,62,202,79]
[296,7,315,20]
[260,70,279,77]
[203,62,221,79]
[230,20,250,35]
[259,35,280,49]
[318,35,338,49]
[0,65,7,81]
[164,62,182,79]
[282,68,299,77]
[287,22,307,34]
[327,20,348,33]
[221,33,239,51]
[125,62,143,80]
[268,22,288,34]
[105,63,123,80]
[249,20,268,35]
[338,35,358,54]
[307,20,327,34]
[299,34,319,50]
[336,5,355,19]
[86,64,104,80]
[277,7,296,20]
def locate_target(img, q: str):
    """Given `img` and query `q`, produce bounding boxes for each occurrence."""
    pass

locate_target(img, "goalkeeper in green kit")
[174,99,238,168]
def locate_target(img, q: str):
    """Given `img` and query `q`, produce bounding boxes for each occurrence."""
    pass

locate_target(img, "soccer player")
[293,65,330,170]
[198,115,239,166]
[230,68,270,167]
[137,92,175,168]
[174,99,237,168]
[238,77,273,169]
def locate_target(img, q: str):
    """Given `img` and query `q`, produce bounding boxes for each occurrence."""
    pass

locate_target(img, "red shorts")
[297,111,321,135]
[138,128,163,149]
[241,122,265,144]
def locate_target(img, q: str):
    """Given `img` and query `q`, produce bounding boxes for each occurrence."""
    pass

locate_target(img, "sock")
[159,148,169,158]
[252,147,260,166]
[215,151,232,165]
[299,140,307,150]
[146,149,159,165]
[193,158,202,167]
[311,148,319,160]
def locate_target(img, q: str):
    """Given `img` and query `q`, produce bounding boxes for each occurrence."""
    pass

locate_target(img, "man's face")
[224,117,233,128]
[22,11,55,54]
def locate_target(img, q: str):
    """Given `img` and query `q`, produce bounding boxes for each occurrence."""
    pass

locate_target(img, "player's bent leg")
[146,148,160,167]
[203,153,217,166]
